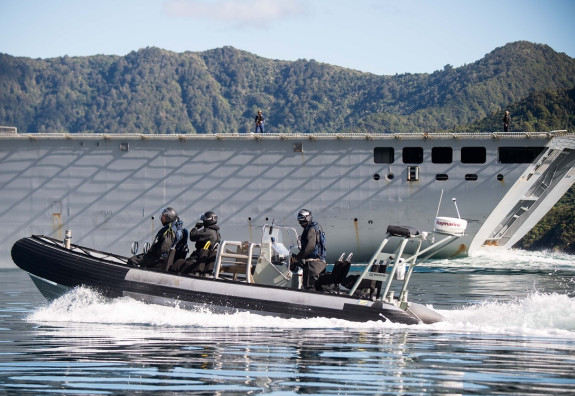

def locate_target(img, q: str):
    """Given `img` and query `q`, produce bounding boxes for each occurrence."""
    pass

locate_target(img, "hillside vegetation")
[1,41,575,134]
[454,86,575,133]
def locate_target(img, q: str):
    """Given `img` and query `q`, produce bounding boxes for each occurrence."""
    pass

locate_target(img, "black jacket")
[295,222,320,261]
[148,223,176,259]
[189,224,221,254]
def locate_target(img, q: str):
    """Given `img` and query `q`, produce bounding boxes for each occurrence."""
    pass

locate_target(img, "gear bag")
[312,223,327,262]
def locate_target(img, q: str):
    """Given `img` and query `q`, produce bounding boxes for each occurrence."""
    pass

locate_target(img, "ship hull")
[2,132,575,266]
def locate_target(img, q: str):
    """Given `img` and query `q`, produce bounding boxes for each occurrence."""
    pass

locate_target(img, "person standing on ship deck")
[254,110,265,133]
[503,111,511,132]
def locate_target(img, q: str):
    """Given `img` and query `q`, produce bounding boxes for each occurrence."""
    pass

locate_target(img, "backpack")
[312,223,327,262]
[171,219,189,261]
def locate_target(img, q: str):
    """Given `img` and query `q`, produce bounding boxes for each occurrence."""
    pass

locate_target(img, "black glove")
[195,222,203,228]
[289,254,299,272]
[289,254,306,271]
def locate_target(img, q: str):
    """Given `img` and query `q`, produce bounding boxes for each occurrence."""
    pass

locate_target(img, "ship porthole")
[386,173,395,180]
[373,173,380,180]
[497,174,504,181]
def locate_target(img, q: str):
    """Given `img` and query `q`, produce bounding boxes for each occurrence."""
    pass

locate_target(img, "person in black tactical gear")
[170,211,221,275]
[128,207,181,270]
[291,208,327,289]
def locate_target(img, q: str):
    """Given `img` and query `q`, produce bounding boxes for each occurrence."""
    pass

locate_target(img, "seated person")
[170,211,221,275]
[128,207,181,270]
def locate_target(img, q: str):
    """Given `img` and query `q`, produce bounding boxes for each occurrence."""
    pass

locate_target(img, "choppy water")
[1,248,575,394]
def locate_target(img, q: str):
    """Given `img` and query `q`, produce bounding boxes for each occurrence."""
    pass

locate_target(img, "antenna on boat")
[269,219,275,234]
[452,198,461,219]
[436,189,444,218]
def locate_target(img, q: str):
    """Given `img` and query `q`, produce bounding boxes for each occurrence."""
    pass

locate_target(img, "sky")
[1,0,574,75]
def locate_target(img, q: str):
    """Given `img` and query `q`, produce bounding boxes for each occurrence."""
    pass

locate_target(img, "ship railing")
[0,126,17,134]
[0,130,568,141]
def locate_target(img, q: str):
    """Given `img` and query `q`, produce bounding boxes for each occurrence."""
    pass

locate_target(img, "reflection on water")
[1,248,575,394]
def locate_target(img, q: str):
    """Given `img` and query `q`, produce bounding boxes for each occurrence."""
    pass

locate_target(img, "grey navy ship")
[2,129,575,267]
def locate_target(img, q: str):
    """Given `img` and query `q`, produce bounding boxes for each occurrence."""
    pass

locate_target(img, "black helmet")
[161,207,178,225]
[297,208,312,227]
[201,211,218,226]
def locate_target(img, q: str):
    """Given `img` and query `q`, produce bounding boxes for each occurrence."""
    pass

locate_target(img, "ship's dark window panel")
[402,147,423,164]
[435,174,449,181]
[498,147,545,163]
[465,174,478,181]
[461,147,486,163]
[432,147,453,163]
[374,147,394,163]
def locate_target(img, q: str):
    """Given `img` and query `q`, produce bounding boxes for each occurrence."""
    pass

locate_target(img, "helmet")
[161,207,178,225]
[201,211,218,226]
[297,208,312,227]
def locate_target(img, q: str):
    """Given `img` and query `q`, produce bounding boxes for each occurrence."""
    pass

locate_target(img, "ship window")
[498,147,545,163]
[465,174,478,181]
[374,147,394,163]
[432,147,452,163]
[461,147,486,163]
[403,147,423,164]
[435,174,449,181]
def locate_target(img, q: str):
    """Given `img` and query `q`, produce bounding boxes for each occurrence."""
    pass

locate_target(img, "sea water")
[1,248,574,394]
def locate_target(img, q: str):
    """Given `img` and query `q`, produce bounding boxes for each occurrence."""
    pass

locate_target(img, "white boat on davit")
[1,130,575,266]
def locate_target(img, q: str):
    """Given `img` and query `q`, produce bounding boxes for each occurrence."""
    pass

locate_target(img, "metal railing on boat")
[347,223,465,304]
[213,241,260,282]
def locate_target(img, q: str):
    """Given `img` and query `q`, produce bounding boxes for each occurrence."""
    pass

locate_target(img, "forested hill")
[1,41,574,134]
[455,86,575,133]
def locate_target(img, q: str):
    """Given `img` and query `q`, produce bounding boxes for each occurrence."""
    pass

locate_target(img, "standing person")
[502,111,511,132]
[171,211,221,275]
[292,209,327,290]
[128,207,181,270]
[254,110,265,133]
